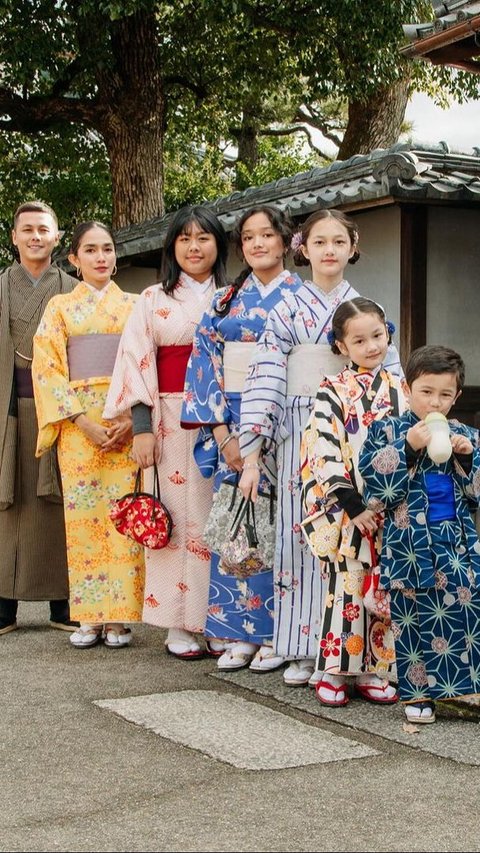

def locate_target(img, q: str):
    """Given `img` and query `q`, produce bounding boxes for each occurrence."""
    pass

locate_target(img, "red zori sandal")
[355,677,398,704]
[315,679,349,707]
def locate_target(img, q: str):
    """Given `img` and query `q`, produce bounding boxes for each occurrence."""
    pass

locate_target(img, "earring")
[76,267,82,278]
[112,264,117,276]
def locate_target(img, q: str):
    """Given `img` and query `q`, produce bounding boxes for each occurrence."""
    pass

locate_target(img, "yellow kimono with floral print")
[32,282,144,624]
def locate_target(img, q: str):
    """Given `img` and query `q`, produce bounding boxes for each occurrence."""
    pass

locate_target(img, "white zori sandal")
[283,659,316,686]
[217,641,257,671]
[103,625,132,648]
[404,700,436,724]
[70,624,102,648]
[249,645,285,672]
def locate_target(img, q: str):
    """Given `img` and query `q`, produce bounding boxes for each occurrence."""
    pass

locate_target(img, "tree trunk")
[100,109,164,230]
[235,107,261,188]
[92,11,165,229]
[338,79,409,160]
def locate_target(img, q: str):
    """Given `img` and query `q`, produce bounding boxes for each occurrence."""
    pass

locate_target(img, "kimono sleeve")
[32,298,83,455]
[181,309,231,429]
[358,419,410,509]
[239,303,295,455]
[103,289,158,418]
[300,382,356,519]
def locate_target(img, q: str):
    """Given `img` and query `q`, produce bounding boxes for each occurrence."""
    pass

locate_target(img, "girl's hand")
[406,421,431,451]
[352,509,379,535]
[451,434,473,455]
[101,414,133,452]
[132,433,158,469]
[75,415,109,447]
[222,437,243,473]
[239,466,260,502]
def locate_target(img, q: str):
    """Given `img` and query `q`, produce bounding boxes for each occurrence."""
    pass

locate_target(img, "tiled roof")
[115,142,480,259]
[401,0,480,64]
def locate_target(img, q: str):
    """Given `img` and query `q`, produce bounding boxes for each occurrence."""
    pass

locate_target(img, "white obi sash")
[223,341,347,395]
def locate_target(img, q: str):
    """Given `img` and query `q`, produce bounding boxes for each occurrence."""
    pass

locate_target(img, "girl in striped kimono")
[33,222,144,649]
[181,205,302,671]
[239,209,402,686]
[104,207,228,660]
[301,298,407,707]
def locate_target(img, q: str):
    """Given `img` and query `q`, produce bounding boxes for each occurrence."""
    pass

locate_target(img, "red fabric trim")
[156,345,192,393]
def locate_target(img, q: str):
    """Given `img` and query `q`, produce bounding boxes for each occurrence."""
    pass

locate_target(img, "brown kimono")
[0,261,76,599]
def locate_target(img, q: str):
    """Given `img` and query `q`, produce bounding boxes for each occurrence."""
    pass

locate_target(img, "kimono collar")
[178,271,215,297]
[306,278,349,303]
[83,280,112,300]
[350,361,382,378]
[250,268,292,298]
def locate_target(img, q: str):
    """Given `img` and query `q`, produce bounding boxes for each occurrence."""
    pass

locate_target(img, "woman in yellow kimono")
[32,222,144,649]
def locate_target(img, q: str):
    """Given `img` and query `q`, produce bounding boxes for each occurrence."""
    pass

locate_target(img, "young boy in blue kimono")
[359,345,480,724]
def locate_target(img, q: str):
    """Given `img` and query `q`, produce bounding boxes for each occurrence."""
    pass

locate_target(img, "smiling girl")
[32,221,144,649]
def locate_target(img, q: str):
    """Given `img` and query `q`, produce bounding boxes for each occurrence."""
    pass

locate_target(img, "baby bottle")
[424,412,452,464]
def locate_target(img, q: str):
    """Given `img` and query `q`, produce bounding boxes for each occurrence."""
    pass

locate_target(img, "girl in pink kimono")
[104,206,228,659]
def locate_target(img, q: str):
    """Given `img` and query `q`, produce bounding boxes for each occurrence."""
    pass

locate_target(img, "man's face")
[12,211,59,266]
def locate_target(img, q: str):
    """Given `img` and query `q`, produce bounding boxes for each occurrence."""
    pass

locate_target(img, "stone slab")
[95,689,378,770]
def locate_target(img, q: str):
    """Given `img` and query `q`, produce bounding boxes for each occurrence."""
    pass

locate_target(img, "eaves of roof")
[401,0,480,71]
[114,143,480,259]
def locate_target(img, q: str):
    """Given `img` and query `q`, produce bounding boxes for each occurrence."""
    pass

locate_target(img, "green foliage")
[0,126,111,265]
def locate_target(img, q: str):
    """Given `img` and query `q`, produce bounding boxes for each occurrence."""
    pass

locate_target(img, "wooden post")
[399,204,428,365]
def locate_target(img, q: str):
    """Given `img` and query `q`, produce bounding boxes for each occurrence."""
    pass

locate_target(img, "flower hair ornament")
[290,231,303,252]
[327,329,336,346]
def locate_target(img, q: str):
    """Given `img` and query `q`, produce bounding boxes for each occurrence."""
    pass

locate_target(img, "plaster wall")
[427,207,480,384]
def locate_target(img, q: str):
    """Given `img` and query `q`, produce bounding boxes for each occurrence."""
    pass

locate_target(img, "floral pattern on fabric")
[32,282,145,623]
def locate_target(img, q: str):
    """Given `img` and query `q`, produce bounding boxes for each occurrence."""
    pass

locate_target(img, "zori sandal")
[355,675,398,704]
[404,700,436,724]
[316,678,349,707]
[69,625,102,649]
[103,626,132,648]
[216,642,257,671]
[249,646,285,672]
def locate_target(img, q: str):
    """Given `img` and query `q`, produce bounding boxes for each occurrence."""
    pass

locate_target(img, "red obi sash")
[156,345,192,393]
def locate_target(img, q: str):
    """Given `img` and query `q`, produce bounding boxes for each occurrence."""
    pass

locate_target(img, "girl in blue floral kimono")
[239,210,402,686]
[181,205,303,671]
[359,345,480,724]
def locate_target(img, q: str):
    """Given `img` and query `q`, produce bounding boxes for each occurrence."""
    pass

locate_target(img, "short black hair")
[13,200,58,229]
[406,345,465,392]
[160,205,228,295]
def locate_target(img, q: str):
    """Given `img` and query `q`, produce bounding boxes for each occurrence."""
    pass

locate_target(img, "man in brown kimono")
[0,201,78,634]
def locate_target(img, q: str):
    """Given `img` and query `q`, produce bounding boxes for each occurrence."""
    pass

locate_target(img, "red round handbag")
[109,467,173,549]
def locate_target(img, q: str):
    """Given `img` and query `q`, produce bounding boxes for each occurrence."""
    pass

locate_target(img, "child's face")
[301,217,354,285]
[336,312,389,370]
[406,372,460,420]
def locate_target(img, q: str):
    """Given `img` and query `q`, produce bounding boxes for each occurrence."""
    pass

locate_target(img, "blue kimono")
[181,270,302,643]
[359,412,480,702]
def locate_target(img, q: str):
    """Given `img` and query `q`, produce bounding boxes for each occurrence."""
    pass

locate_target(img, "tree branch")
[164,75,208,99]
[295,107,343,146]
[259,123,333,159]
[0,87,101,132]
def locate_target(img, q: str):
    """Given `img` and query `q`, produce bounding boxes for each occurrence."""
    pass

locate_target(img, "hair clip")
[327,329,336,346]
[290,231,303,252]
[386,320,396,336]
[217,284,236,307]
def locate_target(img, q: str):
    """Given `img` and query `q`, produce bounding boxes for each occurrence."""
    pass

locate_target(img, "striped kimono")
[301,364,406,677]
[181,270,302,644]
[240,279,402,659]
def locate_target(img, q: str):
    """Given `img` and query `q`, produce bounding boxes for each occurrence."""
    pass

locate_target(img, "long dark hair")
[160,205,228,295]
[215,204,294,316]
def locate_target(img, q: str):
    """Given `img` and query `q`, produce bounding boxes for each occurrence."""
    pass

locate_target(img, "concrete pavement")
[2,601,480,853]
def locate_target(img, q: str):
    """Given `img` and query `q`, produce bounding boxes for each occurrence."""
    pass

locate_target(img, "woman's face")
[240,212,285,281]
[68,226,116,288]
[174,221,218,282]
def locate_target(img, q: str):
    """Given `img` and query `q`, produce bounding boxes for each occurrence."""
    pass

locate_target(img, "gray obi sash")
[67,333,121,381]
